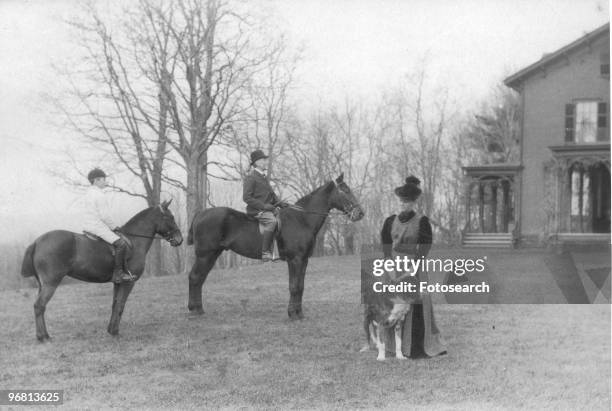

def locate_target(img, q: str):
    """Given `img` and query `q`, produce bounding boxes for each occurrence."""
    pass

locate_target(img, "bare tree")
[53,1,189,275]
[382,66,456,218]
[326,98,381,255]
[147,0,280,224]
[275,110,343,256]
[462,84,521,164]
[220,34,301,186]
[53,0,290,272]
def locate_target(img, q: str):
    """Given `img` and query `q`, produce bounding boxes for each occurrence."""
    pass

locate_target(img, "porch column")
[465,179,472,232]
[491,180,498,233]
[558,160,571,232]
[501,179,510,232]
[478,181,485,233]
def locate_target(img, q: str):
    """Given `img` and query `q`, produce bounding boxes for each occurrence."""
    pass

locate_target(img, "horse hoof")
[288,311,303,321]
[107,328,119,336]
[188,307,205,316]
[37,335,51,342]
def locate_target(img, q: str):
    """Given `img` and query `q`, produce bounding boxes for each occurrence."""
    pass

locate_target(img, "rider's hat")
[87,168,107,184]
[250,149,268,165]
[394,175,422,201]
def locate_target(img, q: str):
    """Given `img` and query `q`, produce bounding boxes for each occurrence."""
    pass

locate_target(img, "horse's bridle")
[284,181,360,219]
[287,202,359,219]
[118,229,180,243]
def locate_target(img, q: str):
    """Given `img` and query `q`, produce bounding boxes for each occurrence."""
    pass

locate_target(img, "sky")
[0,0,609,242]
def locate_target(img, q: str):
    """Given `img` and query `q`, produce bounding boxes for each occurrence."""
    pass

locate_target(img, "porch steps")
[462,232,514,248]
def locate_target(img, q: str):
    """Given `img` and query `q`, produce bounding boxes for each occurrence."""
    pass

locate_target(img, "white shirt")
[83,185,116,230]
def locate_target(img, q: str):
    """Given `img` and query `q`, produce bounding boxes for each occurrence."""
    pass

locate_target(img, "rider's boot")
[261,230,274,262]
[111,239,134,283]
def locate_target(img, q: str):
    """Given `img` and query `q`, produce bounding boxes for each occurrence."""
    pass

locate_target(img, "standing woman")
[381,176,446,358]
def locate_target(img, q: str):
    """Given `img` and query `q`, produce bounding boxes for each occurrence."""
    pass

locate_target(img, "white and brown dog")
[361,295,412,361]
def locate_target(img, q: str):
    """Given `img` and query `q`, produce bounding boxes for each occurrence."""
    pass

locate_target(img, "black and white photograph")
[0,0,610,409]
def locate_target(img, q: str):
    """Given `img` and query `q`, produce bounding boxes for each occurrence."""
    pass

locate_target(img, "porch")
[545,143,611,244]
[461,164,522,248]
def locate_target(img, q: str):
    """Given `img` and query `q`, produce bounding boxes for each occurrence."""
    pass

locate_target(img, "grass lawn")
[1,255,610,410]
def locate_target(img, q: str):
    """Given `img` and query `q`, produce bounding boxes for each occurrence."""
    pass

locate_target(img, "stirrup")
[124,270,136,282]
[112,270,136,283]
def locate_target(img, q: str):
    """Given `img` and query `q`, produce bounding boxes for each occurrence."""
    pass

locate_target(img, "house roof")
[504,23,610,90]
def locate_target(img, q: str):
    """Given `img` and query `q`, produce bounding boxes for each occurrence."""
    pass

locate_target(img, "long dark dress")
[380,210,446,358]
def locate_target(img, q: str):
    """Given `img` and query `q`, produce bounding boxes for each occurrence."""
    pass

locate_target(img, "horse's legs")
[33,280,60,341]
[111,283,119,317]
[287,257,307,320]
[188,250,221,314]
[295,258,308,319]
[107,282,135,336]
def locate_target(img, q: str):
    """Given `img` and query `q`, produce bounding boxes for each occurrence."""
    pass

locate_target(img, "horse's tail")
[21,242,37,278]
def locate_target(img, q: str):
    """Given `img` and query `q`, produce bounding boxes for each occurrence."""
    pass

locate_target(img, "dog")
[362,295,412,361]
[360,260,419,361]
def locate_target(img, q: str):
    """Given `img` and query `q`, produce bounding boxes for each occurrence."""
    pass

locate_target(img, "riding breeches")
[255,211,277,234]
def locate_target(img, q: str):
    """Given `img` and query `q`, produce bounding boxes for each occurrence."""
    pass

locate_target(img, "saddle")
[83,231,133,256]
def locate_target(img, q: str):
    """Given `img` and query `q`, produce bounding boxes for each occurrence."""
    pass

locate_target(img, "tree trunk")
[314,221,328,257]
[343,223,355,255]
[149,177,163,277]
[185,155,201,272]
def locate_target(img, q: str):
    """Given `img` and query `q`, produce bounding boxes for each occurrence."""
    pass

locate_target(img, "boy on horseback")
[243,150,288,262]
[83,168,134,283]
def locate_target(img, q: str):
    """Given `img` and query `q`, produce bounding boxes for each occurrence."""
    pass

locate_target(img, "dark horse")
[187,173,364,320]
[20,200,183,341]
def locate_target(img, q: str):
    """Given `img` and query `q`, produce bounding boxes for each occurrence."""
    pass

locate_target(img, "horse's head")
[328,173,364,221]
[154,199,183,246]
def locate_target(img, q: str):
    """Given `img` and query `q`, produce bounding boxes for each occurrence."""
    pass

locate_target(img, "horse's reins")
[116,230,178,241]
[286,204,356,218]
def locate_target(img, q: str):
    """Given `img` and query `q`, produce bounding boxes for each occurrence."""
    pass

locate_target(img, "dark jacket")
[243,170,280,216]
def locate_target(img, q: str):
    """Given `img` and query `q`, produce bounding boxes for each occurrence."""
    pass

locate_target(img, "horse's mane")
[295,181,334,207]
[122,206,156,228]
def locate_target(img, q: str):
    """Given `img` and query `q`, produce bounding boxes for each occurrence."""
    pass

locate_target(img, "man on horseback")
[83,168,134,283]
[243,150,288,262]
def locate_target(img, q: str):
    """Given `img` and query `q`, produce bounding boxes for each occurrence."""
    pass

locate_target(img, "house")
[463,23,610,247]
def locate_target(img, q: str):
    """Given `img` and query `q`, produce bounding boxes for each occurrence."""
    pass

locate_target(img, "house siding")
[519,33,610,243]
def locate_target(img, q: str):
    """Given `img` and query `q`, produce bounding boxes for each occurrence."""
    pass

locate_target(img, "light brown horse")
[21,200,182,341]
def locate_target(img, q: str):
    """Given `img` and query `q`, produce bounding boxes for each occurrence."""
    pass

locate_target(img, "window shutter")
[597,102,608,141]
[565,103,574,142]
[601,52,610,76]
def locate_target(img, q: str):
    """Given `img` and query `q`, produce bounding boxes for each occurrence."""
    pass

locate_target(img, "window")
[575,101,598,143]
[570,166,590,218]
[601,52,610,76]
[565,101,609,143]
[597,102,608,141]
[568,163,611,233]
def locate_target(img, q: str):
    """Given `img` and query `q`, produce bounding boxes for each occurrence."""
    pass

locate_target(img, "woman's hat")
[250,149,268,165]
[87,168,107,184]
[394,175,422,201]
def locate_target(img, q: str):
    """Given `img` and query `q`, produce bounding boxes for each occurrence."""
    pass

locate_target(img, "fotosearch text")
[372,281,490,294]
